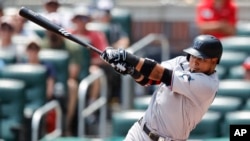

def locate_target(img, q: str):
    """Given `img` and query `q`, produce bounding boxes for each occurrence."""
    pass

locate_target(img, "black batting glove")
[100,47,140,72]
[100,47,126,64]
[113,62,135,75]
[100,47,127,71]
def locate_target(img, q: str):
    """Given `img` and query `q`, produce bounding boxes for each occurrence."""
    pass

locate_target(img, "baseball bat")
[19,7,102,55]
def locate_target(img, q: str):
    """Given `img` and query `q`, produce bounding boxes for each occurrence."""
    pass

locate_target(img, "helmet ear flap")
[186,54,190,61]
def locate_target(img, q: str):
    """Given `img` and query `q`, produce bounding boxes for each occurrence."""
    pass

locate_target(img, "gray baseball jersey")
[124,56,219,141]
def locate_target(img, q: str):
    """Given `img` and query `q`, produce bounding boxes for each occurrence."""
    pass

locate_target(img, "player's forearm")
[131,70,160,86]
[125,53,172,85]
[135,58,163,81]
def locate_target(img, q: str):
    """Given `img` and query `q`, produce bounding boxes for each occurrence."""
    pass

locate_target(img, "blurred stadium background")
[0,0,250,141]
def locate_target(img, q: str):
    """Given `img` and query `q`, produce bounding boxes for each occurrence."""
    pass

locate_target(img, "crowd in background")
[0,0,130,137]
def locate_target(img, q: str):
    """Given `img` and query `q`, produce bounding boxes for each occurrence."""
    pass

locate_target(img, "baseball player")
[100,34,223,141]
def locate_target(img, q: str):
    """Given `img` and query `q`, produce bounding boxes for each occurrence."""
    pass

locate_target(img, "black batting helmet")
[183,34,223,64]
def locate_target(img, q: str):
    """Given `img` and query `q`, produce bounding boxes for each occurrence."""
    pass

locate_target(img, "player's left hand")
[113,62,134,75]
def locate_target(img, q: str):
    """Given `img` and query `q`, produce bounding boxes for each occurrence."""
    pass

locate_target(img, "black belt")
[138,118,165,141]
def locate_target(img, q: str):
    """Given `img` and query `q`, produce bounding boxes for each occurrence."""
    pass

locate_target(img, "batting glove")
[100,47,128,71]
[113,62,135,75]
[100,47,126,64]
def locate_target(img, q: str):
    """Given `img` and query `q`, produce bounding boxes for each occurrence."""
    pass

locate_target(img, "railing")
[121,33,170,110]
[32,100,62,141]
[77,69,108,137]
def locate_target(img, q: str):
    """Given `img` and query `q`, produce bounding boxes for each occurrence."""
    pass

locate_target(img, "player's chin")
[190,70,196,73]
[190,68,199,73]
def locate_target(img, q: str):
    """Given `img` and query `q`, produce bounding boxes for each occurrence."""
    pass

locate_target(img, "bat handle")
[92,46,102,55]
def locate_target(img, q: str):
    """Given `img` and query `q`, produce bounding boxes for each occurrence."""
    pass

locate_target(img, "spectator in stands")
[0,16,17,61]
[12,13,40,38]
[94,6,131,104]
[41,0,72,29]
[71,5,110,132]
[2,7,37,38]
[242,57,250,80]
[97,9,130,49]
[24,39,57,133]
[70,5,108,65]
[41,12,86,136]
[24,38,56,100]
[4,7,41,62]
[195,0,238,39]
[70,5,119,128]
[42,0,60,13]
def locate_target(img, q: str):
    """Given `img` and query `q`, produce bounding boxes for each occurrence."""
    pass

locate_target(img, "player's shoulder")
[161,56,187,69]
[162,56,186,64]
[193,72,220,93]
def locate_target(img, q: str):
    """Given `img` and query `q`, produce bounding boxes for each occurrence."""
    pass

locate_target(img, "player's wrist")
[125,52,140,67]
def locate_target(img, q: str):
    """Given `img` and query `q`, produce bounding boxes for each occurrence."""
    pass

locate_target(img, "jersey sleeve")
[161,56,185,70]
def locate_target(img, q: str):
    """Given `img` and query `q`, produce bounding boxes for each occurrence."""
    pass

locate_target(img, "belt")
[138,117,165,141]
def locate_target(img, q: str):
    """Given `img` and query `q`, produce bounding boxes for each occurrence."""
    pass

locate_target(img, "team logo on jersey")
[179,74,194,82]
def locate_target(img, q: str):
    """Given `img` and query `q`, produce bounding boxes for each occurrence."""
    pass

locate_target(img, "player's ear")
[211,58,218,65]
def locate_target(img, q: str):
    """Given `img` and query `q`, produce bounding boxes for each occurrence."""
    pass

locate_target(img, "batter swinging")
[100,34,223,141]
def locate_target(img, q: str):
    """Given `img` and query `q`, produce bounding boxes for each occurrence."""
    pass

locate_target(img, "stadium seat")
[133,96,243,115]
[86,22,109,37]
[78,45,91,81]
[189,111,222,139]
[24,21,46,39]
[0,64,47,115]
[221,110,250,137]
[39,49,69,93]
[0,50,16,64]
[112,110,144,137]
[227,65,245,79]
[217,79,250,102]
[111,8,132,39]
[0,78,26,141]
[0,64,47,141]
[133,95,151,110]
[216,65,227,80]
[243,98,250,110]
[236,21,250,36]
[219,51,247,72]
[220,36,250,54]
[209,96,243,115]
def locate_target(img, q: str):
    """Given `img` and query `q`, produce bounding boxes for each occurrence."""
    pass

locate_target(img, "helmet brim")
[183,47,209,59]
